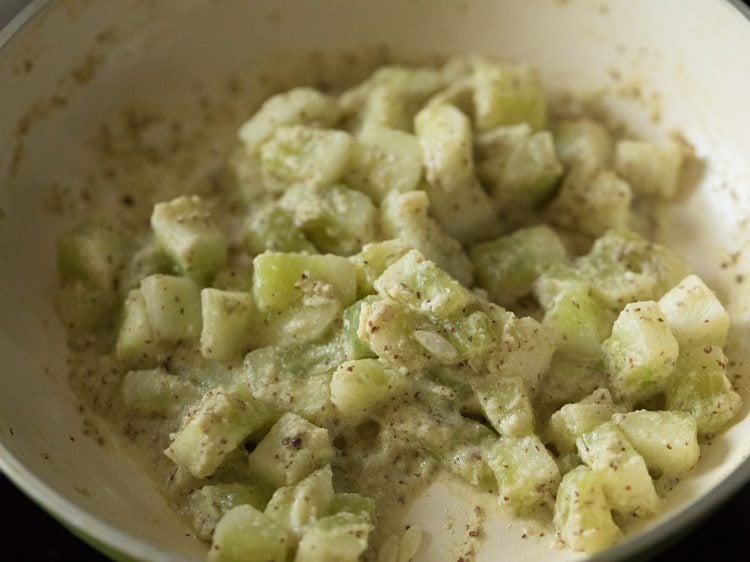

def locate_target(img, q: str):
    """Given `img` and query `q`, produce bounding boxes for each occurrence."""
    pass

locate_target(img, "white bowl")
[2,1,750,560]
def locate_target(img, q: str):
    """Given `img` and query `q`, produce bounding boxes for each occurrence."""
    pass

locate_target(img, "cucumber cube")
[139,274,202,343]
[151,195,227,284]
[189,483,273,540]
[553,465,622,554]
[330,359,406,423]
[295,512,373,562]
[265,465,334,539]
[604,301,679,402]
[247,412,333,489]
[472,59,547,130]
[239,87,341,153]
[244,204,317,255]
[260,125,353,191]
[483,435,561,512]
[200,289,258,362]
[612,410,699,478]
[665,345,742,437]
[614,139,686,199]
[115,288,157,364]
[658,274,730,347]
[471,224,567,307]
[471,376,535,437]
[208,504,290,562]
[374,249,475,320]
[553,118,614,169]
[548,389,618,455]
[577,422,659,517]
[349,239,410,297]
[344,126,423,202]
[328,493,376,518]
[121,368,199,418]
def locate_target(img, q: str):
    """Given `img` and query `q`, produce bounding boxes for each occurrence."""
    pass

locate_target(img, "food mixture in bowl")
[55,56,743,561]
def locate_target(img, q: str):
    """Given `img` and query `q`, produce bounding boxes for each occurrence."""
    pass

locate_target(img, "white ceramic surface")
[1,1,750,561]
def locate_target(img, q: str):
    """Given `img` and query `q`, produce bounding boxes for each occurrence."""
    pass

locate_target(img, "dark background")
[3,0,750,560]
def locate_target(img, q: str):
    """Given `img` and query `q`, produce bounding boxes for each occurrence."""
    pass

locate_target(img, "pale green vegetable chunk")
[151,195,227,285]
[58,222,125,293]
[548,389,619,455]
[294,512,373,562]
[471,376,535,437]
[612,410,699,478]
[121,368,199,418]
[344,126,423,202]
[380,190,474,286]
[279,183,378,255]
[483,435,561,512]
[553,118,614,169]
[200,289,258,362]
[614,139,686,199]
[546,166,632,238]
[577,422,659,517]
[472,58,547,130]
[220,146,267,200]
[265,465,335,540]
[658,274,730,347]
[260,125,353,191]
[471,224,567,307]
[140,274,202,342]
[329,493,376,518]
[349,239,410,297]
[165,388,269,478]
[604,300,679,403]
[116,288,157,364]
[244,203,317,255]
[374,249,475,319]
[341,298,377,360]
[554,465,622,554]
[330,359,406,423]
[208,504,290,562]
[666,345,742,437]
[247,412,333,489]
[239,87,341,153]
[414,103,498,243]
[190,483,273,540]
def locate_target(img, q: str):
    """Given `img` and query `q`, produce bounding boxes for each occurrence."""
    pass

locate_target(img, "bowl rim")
[1,1,750,561]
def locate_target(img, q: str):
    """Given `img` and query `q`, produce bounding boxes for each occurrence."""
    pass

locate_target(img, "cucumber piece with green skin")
[279,183,378,256]
[577,228,691,309]
[247,412,334,489]
[341,298,377,360]
[189,482,274,540]
[612,410,699,478]
[139,274,202,344]
[260,125,353,191]
[380,190,474,286]
[547,389,619,455]
[344,126,423,202]
[244,203,317,256]
[483,435,561,512]
[252,252,356,313]
[294,512,373,562]
[330,359,407,423]
[265,465,335,541]
[471,224,567,308]
[414,102,498,244]
[151,195,228,285]
[614,139,686,199]
[208,504,291,562]
[665,345,742,437]
[576,422,659,517]
[604,300,679,403]
[553,118,614,169]
[472,58,547,131]
[374,249,475,320]
[243,346,336,426]
[121,368,200,418]
[545,165,632,238]
[239,87,341,153]
[200,289,259,363]
[554,465,622,554]
[349,239,411,298]
[471,376,535,438]
[658,274,730,347]
[165,387,270,478]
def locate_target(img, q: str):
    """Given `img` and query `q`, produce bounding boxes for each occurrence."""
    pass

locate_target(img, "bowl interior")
[1,1,750,560]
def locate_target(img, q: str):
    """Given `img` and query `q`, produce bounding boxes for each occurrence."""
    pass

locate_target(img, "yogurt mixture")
[57,56,743,561]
